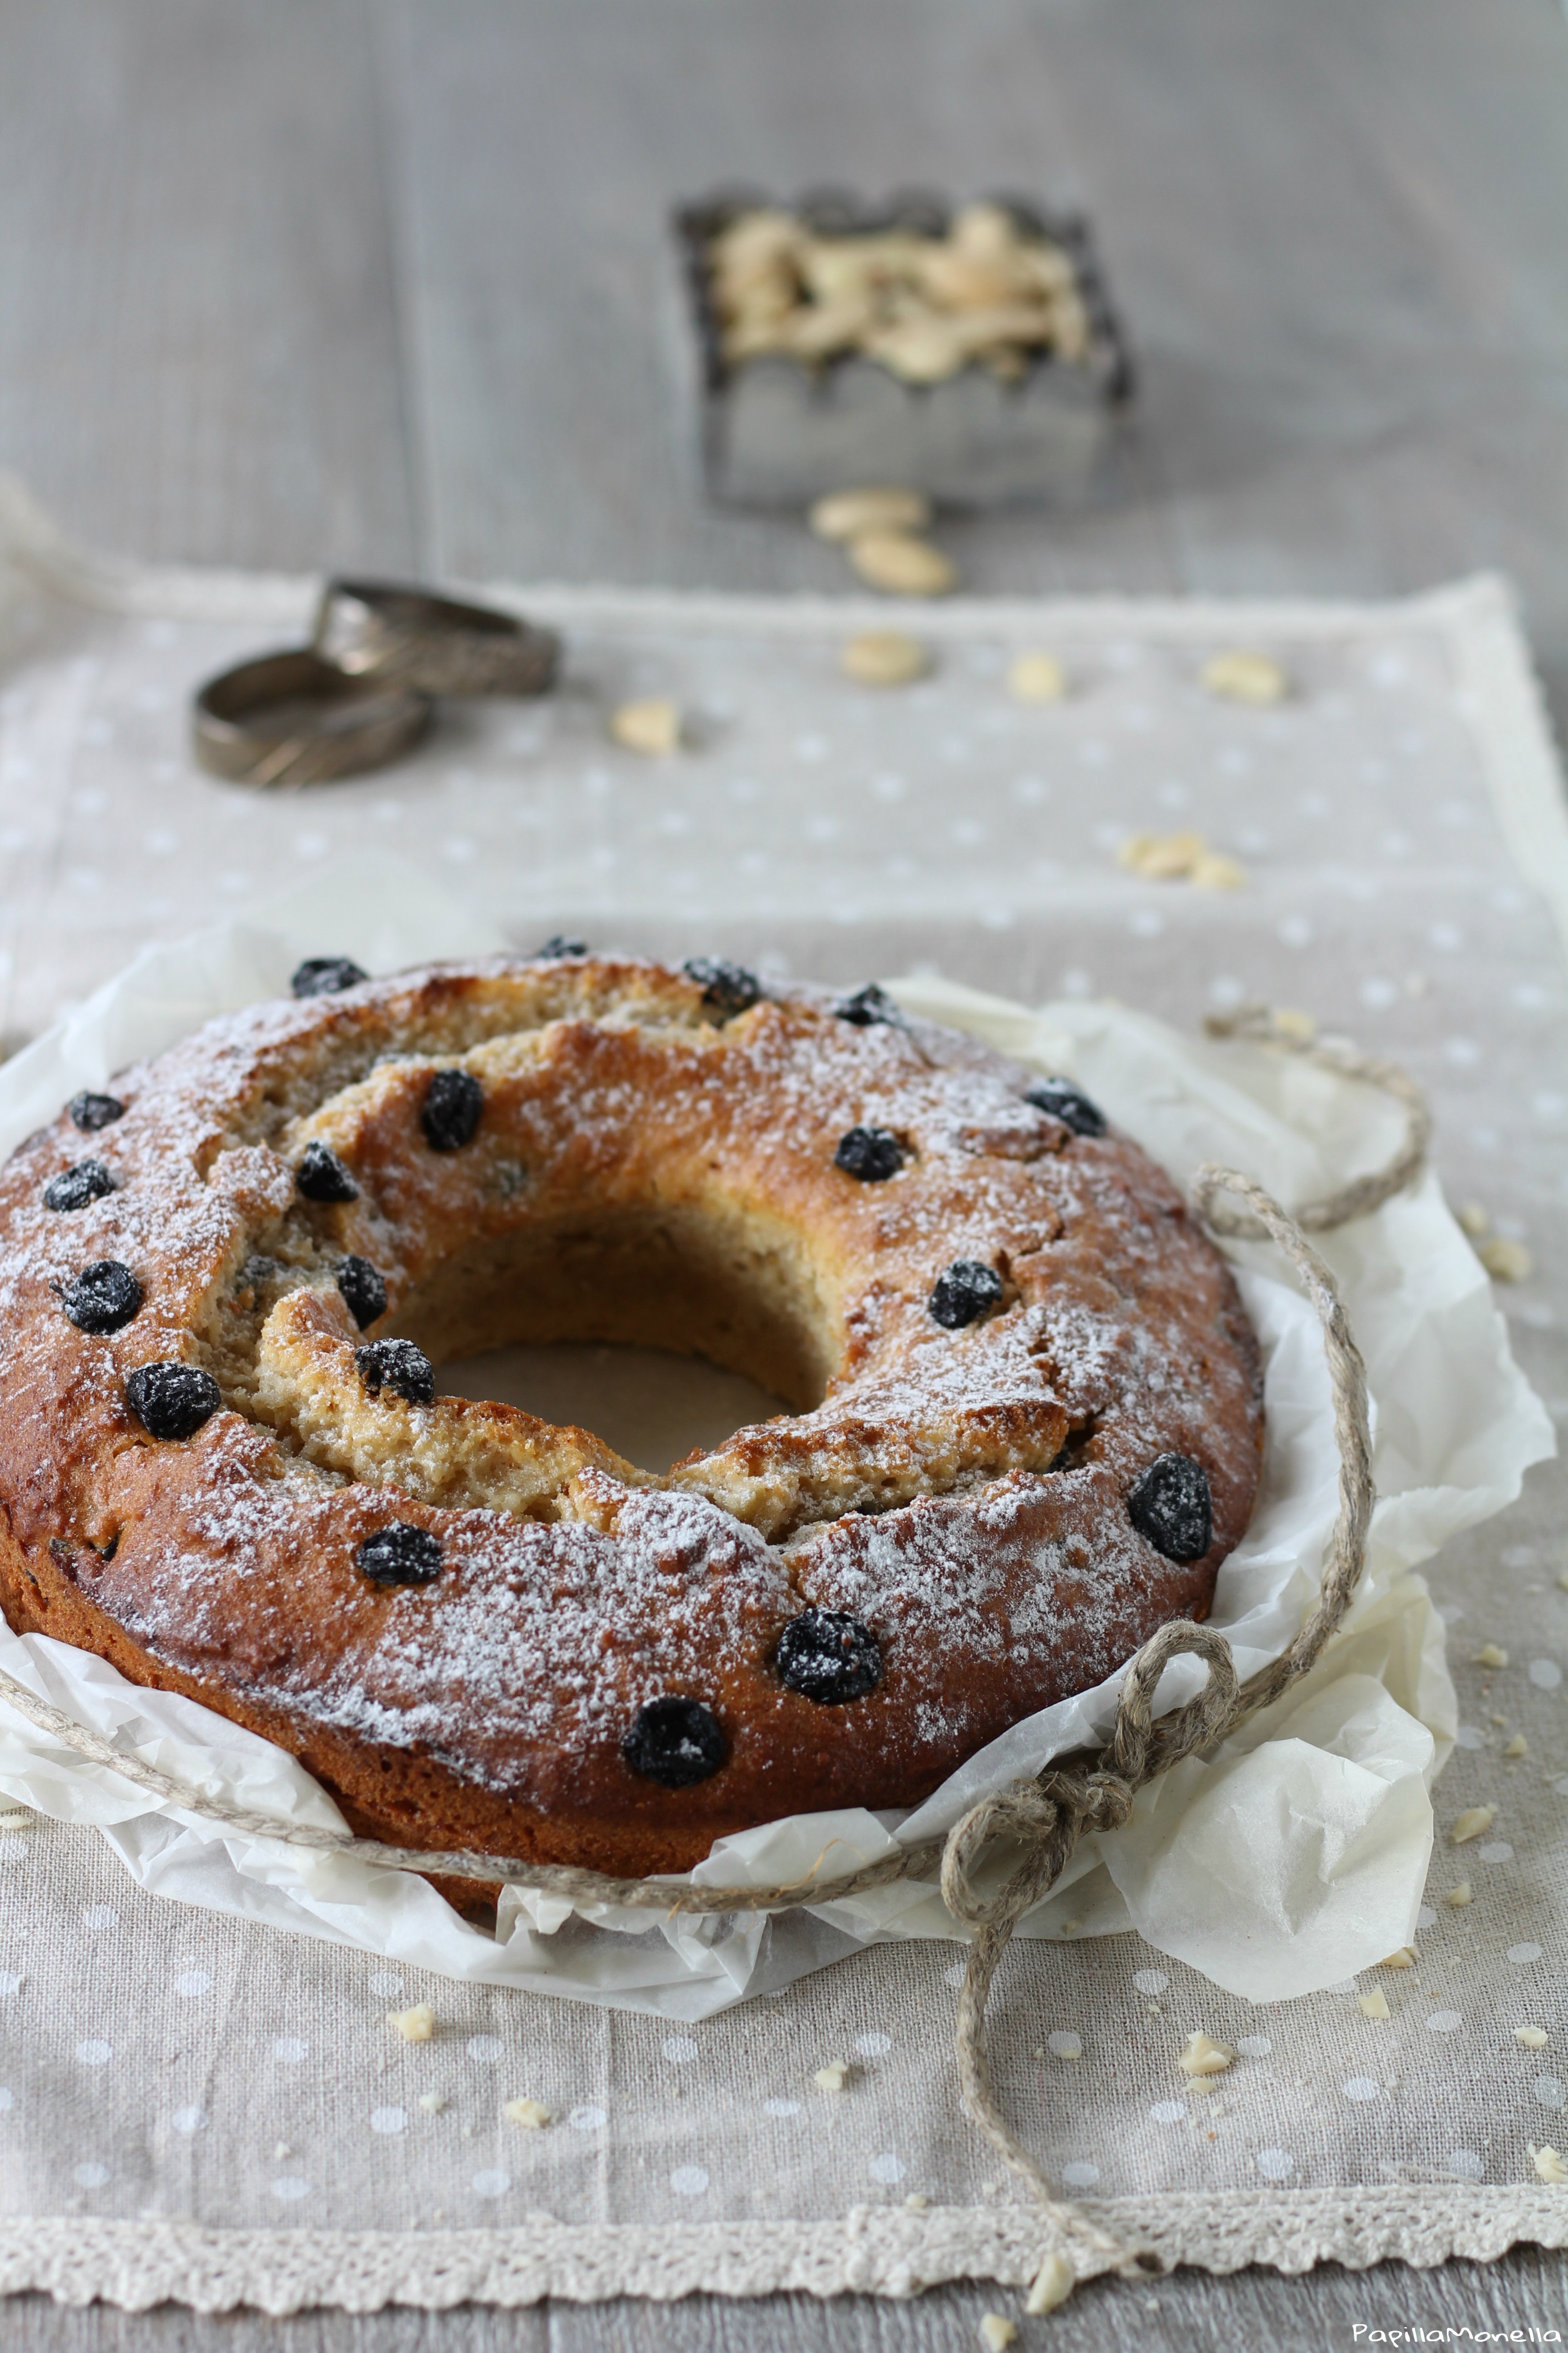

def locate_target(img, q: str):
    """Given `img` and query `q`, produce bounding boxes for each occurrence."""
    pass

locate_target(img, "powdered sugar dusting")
[0,958,1263,1850]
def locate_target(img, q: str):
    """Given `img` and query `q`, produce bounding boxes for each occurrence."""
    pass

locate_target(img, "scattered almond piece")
[610,698,682,756]
[0,1807,34,1829]
[1116,829,1247,889]
[978,2316,1019,2351]
[1179,2031,1233,2078]
[1517,2027,1549,2050]
[840,629,930,686]
[1359,1989,1390,2020]
[1201,649,1289,706]
[388,2004,436,2043]
[1453,1805,1497,1844]
[1190,850,1249,892]
[1479,1237,1532,1284]
[903,2191,929,2210]
[1506,1735,1529,1758]
[503,2098,553,2130]
[1446,1882,1473,1908]
[1457,1202,1491,1239]
[417,2091,446,2115]
[1473,1645,1509,1669]
[1271,1008,1317,1042]
[814,2061,852,2095]
[1533,2144,1568,2185]
[809,487,931,542]
[1027,2252,1076,2314]
[1379,1947,1417,1969]
[1119,828,1205,879]
[1007,651,1067,704]
[845,530,956,598]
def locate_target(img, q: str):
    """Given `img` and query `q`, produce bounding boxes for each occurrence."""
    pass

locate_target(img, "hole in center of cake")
[437,1342,790,1474]
[378,1203,832,1473]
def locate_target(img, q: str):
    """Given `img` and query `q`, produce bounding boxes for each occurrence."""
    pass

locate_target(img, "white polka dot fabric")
[0,535,1566,2294]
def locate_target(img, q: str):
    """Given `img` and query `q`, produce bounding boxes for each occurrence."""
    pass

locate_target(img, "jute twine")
[0,1012,1419,2300]
[1201,1004,1432,1236]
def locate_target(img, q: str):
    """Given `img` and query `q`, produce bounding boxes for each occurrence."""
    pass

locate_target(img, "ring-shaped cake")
[0,953,1263,1888]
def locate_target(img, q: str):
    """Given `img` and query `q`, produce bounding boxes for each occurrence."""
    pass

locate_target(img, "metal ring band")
[192,649,432,788]
[313,578,561,698]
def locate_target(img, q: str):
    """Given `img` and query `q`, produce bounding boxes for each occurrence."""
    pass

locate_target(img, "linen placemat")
[0,487,1564,2308]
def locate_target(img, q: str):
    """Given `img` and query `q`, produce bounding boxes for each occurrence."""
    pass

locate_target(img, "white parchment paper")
[0,872,1550,2017]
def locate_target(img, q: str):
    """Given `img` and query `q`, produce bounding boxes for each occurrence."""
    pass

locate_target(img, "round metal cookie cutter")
[192,649,433,788]
[313,578,561,697]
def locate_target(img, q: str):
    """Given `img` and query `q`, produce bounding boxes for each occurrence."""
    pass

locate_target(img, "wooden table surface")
[2,0,1567,2341]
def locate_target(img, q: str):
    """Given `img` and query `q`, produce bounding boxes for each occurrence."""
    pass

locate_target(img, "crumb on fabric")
[503,2098,553,2129]
[1179,2032,1233,2077]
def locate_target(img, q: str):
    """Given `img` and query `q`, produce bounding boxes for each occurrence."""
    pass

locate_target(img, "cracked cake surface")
[0,953,1263,1887]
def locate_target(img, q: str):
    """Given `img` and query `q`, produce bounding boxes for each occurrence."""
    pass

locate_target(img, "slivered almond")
[1179,2032,1233,2078]
[1201,650,1289,705]
[810,488,931,542]
[610,698,681,756]
[845,531,956,598]
[1027,2252,1076,2312]
[503,2098,553,2129]
[1007,651,1067,704]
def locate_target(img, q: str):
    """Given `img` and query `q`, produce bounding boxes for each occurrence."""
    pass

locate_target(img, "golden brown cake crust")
[0,956,1263,1879]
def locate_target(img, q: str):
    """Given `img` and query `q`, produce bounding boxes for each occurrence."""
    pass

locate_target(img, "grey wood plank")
[378,0,1182,595]
[382,0,1568,687]
[0,0,416,574]
[1029,0,1568,699]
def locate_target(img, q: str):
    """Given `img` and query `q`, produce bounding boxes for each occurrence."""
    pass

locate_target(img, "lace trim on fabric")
[5,2194,1567,2314]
